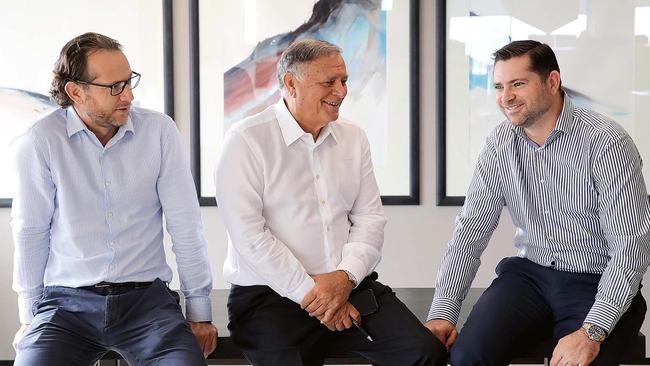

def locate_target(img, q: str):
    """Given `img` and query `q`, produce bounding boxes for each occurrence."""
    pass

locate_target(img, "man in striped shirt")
[425,40,650,365]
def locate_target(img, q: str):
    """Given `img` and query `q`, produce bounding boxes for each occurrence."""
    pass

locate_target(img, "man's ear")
[547,70,561,93]
[283,73,296,98]
[64,81,85,105]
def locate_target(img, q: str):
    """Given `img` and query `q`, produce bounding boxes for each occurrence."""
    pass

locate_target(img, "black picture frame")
[435,0,464,206]
[435,1,650,206]
[0,0,175,208]
[189,0,420,206]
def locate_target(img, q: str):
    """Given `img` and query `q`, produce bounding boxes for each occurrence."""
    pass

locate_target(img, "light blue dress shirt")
[11,106,212,324]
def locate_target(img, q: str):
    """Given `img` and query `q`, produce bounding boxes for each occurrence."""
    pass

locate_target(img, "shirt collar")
[274,98,338,146]
[65,105,135,139]
[65,106,87,137]
[553,94,575,134]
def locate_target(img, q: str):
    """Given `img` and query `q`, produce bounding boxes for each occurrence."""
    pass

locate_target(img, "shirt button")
[326,226,331,232]
[544,210,549,214]
[105,181,111,187]
[550,260,556,267]
[107,212,114,218]
[316,174,320,180]
[321,200,326,205]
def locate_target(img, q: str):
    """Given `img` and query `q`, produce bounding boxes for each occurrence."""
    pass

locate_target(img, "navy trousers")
[14,278,206,366]
[227,275,446,366]
[450,257,647,366]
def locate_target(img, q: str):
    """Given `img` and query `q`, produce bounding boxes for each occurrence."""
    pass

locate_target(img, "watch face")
[585,324,606,341]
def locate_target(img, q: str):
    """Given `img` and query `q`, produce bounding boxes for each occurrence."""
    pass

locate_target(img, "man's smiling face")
[289,53,348,130]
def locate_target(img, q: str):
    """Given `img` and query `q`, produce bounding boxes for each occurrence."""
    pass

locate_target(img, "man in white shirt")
[215,39,443,365]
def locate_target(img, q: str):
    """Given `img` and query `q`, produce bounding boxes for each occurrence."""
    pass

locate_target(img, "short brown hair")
[50,32,122,107]
[493,40,560,84]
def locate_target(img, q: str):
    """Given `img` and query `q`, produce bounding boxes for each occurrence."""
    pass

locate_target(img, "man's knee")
[449,335,495,366]
[401,331,447,365]
[449,345,483,366]
[143,353,207,366]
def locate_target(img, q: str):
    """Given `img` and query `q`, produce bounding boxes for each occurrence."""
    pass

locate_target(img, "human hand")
[12,324,29,351]
[319,302,361,331]
[301,270,354,323]
[189,321,218,358]
[550,328,600,366]
[424,319,458,350]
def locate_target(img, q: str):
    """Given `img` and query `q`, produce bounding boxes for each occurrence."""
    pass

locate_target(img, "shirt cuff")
[337,255,367,289]
[18,295,40,324]
[584,299,622,334]
[286,275,316,304]
[427,296,462,326]
[185,296,213,322]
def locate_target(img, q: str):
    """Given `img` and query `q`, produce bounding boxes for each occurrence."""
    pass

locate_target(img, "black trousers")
[450,257,647,366]
[227,275,446,366]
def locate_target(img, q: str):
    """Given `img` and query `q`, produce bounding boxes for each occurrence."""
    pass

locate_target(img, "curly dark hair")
[50,32,122,107]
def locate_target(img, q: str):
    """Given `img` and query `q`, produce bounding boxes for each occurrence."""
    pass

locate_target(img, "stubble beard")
[506,91,551,129]
[87,110,127,130]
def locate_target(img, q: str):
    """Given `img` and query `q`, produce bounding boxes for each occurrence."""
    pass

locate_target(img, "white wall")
[0,0,648,360]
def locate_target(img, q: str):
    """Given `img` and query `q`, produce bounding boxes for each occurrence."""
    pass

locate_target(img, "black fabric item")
[227,275,446,366]
[449,257,646,366]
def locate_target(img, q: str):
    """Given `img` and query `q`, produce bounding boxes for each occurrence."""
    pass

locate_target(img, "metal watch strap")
[342,269,358,287]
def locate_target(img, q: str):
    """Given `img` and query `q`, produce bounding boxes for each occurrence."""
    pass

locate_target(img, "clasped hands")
[300,270,361,331]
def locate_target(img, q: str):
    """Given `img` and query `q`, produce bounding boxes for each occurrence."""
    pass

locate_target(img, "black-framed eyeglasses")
[73,71,141,96]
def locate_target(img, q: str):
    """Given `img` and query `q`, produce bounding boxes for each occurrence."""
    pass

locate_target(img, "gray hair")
[276,39,342,91]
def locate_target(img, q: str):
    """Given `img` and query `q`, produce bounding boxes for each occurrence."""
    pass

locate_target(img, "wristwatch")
[582,323,607,342]
[341,269,358,287]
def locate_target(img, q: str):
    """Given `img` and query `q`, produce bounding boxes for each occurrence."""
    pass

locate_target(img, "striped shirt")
[428,97,650,333]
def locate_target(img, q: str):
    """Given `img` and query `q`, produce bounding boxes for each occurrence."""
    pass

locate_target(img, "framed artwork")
[437,0,650,205]
[0,0,174,207]
[190,0,420,205]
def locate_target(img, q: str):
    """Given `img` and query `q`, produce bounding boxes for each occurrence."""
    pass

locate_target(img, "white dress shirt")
[11,106,213,324]
[215,99,386,304]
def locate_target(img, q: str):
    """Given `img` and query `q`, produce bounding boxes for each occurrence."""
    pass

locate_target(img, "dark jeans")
[450,257,647,366]
[227,275,446,366]
[14,278,206,366]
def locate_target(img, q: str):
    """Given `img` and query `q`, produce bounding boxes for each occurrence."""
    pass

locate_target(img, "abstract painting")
[0,0,173,206]
[191,0,419,205]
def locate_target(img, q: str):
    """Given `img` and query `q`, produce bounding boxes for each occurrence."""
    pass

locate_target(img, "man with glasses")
[10,32,217,365]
